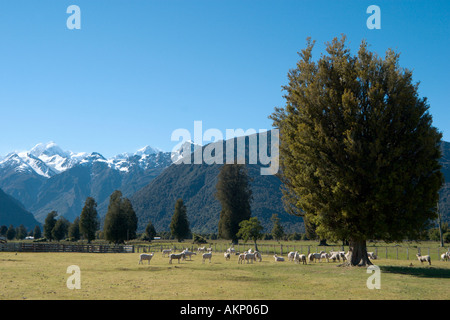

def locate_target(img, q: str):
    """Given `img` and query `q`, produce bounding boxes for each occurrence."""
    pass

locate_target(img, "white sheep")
[329,252,341,262]
[227,247,236,254]
[367,252,377,260]
[308,252,323,262]
[162,249,172,257]
[244,253,256,264]
[254,251,262,262]
[224,252,231,260]
[288,251,296,262]
[138,252,154,265]
[416,253,431,265]
[181,249,197,260]
[440,252,449,262]
[169,253,185,264]
[294,252,307,264]
[202,252,212,263]
[197,247,206,254]
[238,253,246,264]
[273,254,285,262]
[320,252,331,262]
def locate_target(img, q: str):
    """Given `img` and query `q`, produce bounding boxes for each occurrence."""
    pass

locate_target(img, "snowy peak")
[136,145,160,156]
[0,142,171,178]
[29,142,69,159]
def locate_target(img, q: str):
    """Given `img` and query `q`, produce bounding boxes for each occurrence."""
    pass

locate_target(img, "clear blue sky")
[0,0,449,157]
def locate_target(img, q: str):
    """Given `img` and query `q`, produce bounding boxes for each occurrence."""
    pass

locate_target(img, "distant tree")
[270,35,443,266]
[44,211,58,241]
[6,225,16,240]
[143,221,157,242]
[193,234,208,244]
[170,199,190,242]
[52,217,70,241]
[103,190,138,244]
[237,217,264,252]
[0,225,7,237]
[33,225,42,239]
[79,197,100,243]
[15,224,27,240]
[216,164,253,244]
[444,232,450,243]
[69,216,81,241]
[270,214,285,241]
[122,198,138,241]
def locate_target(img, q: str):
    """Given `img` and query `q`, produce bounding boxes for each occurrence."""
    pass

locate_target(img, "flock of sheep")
[138,246,450,266]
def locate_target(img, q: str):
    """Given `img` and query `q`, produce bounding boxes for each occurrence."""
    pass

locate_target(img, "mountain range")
[0,137,449,234]
[0,142,173,224]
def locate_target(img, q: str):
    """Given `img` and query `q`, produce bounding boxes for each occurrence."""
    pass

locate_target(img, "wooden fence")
[0,242,134,253]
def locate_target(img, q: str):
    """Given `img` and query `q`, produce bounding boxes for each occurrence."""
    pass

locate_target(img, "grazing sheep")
[254,251,262,262]
[244,253,256,264]
[440,252,449,262]
[320,252,331,262]
[308,252,323,262]
[162,249,172,257]
[181,249,197,260]
[138,253,154,265]
[288,251,296,262]
[169,253,185,264]
[224,252,231,260]
[273,254,285,262]
[238,253,246,264]
[197,247,206,254]
[294,252,307,265]
[329,252,341,262]
[202,252,212,263]
[416,253,431,265]
[227,247,236,254]
[367,252,377,260]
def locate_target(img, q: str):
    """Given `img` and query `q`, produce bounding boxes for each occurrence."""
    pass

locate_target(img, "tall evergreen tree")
[79,197,100,243]
[69,216,81,241]
[52,217,70,241]
[15,224,27,240]
[270,214,285,241]
[33,225,42,239]
[43,211,58,241]
[216,164,253,244]
[122,198,138,241]
[6,224,15,240]
[144,221,157,241]
[270,35,443,266]
[103,190,138,244]
[170,199,190,242]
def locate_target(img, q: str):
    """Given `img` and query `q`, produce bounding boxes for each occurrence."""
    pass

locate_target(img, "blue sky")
[0,0,449,157]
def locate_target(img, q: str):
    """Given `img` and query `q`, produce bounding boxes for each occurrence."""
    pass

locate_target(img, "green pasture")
[1,248,449,300]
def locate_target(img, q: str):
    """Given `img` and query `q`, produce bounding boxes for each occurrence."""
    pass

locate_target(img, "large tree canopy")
[270,35,443,266]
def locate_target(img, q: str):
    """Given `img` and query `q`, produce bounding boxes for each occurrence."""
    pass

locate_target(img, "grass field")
[1,250,449,300]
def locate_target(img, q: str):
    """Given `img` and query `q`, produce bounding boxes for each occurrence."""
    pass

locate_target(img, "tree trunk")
[254,240,259,252]
[342,239,372,267]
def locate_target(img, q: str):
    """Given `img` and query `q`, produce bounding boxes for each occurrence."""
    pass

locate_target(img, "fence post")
[407,248,409,260]
[396,247,398,260]
[385,247,388,259]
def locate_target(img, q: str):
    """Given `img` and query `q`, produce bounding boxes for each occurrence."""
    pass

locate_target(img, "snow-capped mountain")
[0,142,177,223]
[0,142,173,178]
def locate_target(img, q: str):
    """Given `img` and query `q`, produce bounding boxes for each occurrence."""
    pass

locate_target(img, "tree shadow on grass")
[380,265,450,279]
